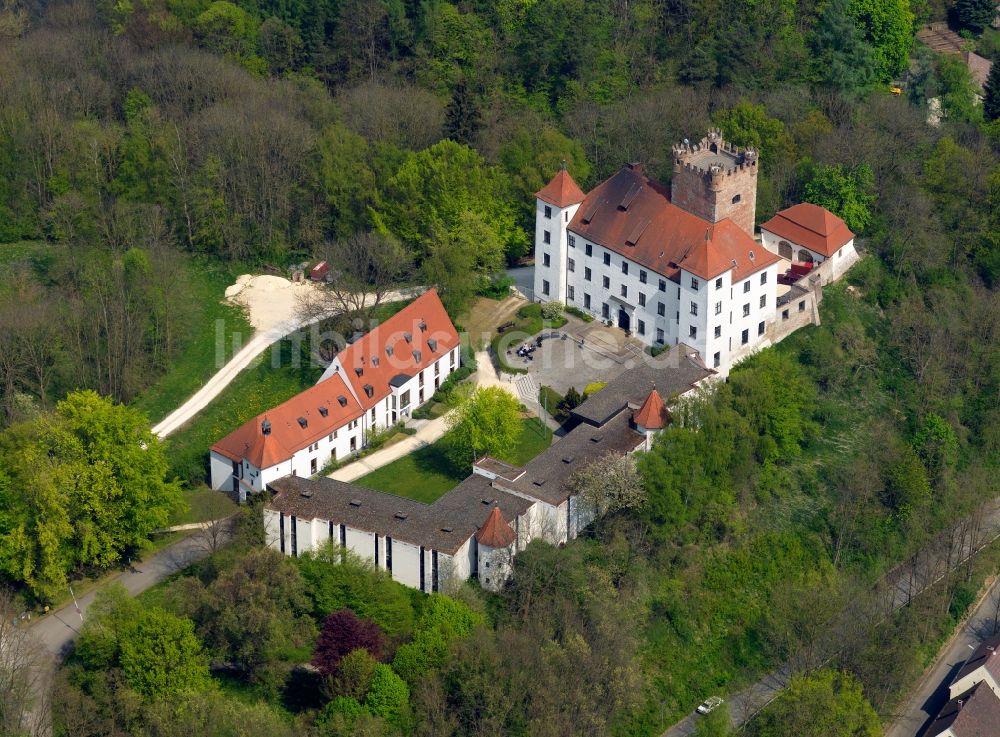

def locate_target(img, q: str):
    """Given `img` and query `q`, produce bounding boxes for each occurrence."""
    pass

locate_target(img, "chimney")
[262,419,271,436]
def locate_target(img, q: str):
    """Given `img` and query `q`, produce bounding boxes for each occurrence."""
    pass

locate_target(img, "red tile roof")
[633,389,669,429]
[760,203,854,258]
[335,289,460,408]
[535,168,586,208]
[211,372,364,466]
[569,164,778,281]
[927,682,1000,737]
[476,506,516,548]
[965,51,993,90]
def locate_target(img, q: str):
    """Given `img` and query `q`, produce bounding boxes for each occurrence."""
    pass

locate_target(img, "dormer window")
[337,396,348,407]
[412,350,422,363]
[363,384,374,398]
[355,367,363,376]
[318,406,328,417]
[427,338,438,352]
[372,356,379,366]
[404,332,412,343]
[418,321,427,332]
[297,417,308,429]
[386,345,394,356]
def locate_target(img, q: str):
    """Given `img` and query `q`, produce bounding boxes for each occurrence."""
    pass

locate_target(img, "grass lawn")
[163,337,323,483]
[356,417,553,503]
[132,258,253,425]
[169,485,238,526]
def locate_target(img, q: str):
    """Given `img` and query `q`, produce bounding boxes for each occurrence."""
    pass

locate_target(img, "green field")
[132,259,253,424]
[356,416,552,503]
[162,338,323,483]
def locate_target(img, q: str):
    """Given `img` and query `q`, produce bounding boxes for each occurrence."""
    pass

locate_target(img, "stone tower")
[671,129,758,236]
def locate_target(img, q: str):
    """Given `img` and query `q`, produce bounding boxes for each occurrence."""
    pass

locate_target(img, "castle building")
[209,290,461,499]
[532,130,856,375]
[263,346,712,593]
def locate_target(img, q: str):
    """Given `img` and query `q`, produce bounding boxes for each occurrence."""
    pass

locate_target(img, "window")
[759,294,766,308]
[658,279,666,292]
[621,262,628,275]
[798,300,806,312]
[657,302,665,316]
[713,351,721,367]
[542,280,550,296]
[743,303,750,317]
[637,319,645,335]
[638,293,646,307]
[743,280,751,293]
[585,267,592,281]
[544,205,552,218]
[586,243,593,256]
[290,515,297,556]
[542,253,550,267]
[602,275,610,289]
[758,321,765,336]
[689,325,697,339]
[741,329,749,345]
[782,309,789,320]
[543,230,551,244]
[640,270,647,284]
[386,536,392,573]
[690,277,699,291]
[732,194,741,204]
[715,301,722,315]
[656,328,665,343]
[584,293,591,309]
[310,458,317,474]
[568,258,575,272]
[568,234,575,248]
[620,284,627,298]
[690,301,698,316]
[603,253,611,266]
[602,303,609,319]
[714,325,722,338]
[568,286,575,301]
[760,271,767,284]
[715,277,723,289]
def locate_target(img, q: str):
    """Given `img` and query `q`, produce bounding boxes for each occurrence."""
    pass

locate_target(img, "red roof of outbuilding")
[335,289,460,409]
[760,203,854,258]
[568,164,779,281]
[535,168,586,208]
[476,506,516,548]
[211,372,364,467]
[633,389,669,429]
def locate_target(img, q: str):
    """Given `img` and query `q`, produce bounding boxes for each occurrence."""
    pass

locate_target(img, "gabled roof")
[568,164,777,281]
[953,633,1000,686]
[476,506,516,548]
[760,203,854,258]
[927,682,1000,737]
[535,168,586,208]
[211,372,364,467]
[633,389,669,429]
[964,51,993,90]
[335,289,460,408]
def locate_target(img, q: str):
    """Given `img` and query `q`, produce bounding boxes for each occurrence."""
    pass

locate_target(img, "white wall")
[533,198,581,303]
[948,667,1000,700]
[210,451,236,492]
[723,262,780,374]
[390,538,422,589]
[478,543,511,591]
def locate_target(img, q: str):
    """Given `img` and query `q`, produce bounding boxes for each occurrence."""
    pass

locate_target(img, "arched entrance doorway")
[617,306,631,332]
[778,240,793,260]
[797,249,814,264]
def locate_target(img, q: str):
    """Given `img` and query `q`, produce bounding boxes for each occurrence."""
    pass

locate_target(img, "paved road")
[659,498,1000,737]
[21,525,232,736]
[886,577,1000,737]
[152,288,417,439]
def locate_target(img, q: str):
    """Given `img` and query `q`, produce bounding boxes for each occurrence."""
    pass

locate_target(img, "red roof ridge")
[535,168,586,208]
[633,388,669,429]
[476,505,516,548]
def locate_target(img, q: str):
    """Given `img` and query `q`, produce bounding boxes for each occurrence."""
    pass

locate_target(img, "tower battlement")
[670,129,758,236]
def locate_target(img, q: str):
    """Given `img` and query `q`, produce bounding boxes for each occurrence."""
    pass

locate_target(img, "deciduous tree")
[445,386,522,468]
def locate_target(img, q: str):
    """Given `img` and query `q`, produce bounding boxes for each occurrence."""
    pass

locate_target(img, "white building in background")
[264,347,713,592]
[760,203,859,283]
[209,289,460,500]
[533,129,859,375]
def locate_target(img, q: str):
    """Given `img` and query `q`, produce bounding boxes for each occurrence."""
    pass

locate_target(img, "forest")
[1,0,1000,734]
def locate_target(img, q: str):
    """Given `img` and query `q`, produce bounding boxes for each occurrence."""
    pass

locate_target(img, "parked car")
[696,696,723,715]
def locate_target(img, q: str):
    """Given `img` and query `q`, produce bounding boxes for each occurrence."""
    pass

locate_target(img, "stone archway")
[778,240,793,260]
[797,249,814,264]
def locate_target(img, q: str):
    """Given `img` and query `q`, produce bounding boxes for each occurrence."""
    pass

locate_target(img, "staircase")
[513,372,539,406]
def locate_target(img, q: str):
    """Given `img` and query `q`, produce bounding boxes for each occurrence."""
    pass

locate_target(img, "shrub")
[541,301,563,320]
[364,664,410,724]
[583,382,606,397]
[312,609,387,677]
[565,305,594,322]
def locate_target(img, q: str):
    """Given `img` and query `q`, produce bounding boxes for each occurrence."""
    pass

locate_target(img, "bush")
[364,664,409,724]
[478,274,515,299]
[312,609,386,677]
[565,305,594,322]
[541,301,563,320]
[583,382,606,397]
